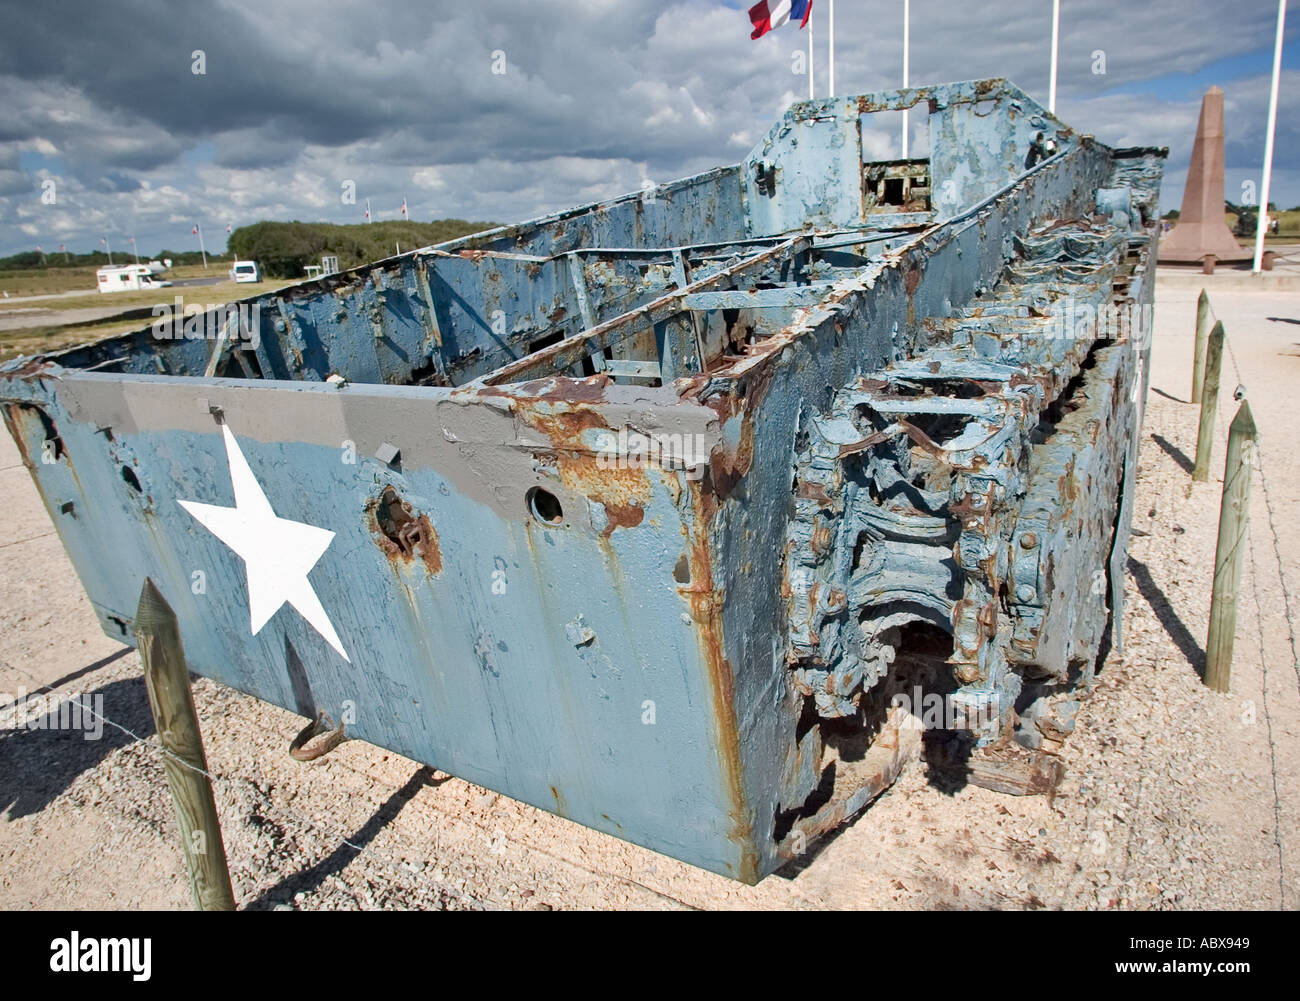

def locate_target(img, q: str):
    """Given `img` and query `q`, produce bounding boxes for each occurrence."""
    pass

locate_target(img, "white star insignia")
[180,424,350,662]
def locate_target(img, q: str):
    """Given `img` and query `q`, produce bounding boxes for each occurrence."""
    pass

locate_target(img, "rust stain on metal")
[600,502,645,536]
[684,476,756,882]
[371,486,443,575]
[508,392,653,536]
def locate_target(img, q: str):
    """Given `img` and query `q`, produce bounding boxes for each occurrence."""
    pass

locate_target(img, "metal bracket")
[289,712,348,762]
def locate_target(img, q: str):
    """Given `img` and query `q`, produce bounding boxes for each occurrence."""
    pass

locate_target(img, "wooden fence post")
[1192,320,1225,482]
[1191,288,1211,404]
[1204,402,1257,692]
[135,578,236,910]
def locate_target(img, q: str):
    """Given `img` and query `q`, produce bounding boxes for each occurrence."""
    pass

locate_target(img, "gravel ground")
[1,278,1296,910]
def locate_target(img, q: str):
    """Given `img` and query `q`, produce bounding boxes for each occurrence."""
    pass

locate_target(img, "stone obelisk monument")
[1160,86,1248,266]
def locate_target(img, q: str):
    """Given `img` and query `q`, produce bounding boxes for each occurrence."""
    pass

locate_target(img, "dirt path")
[1,279,1296,910]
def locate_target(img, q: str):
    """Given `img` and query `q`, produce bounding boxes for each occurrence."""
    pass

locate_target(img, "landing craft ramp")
[1,80,1165,882]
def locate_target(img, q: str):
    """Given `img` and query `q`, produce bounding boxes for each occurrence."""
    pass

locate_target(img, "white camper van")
[96,265,172,293]
[229,260,260,283]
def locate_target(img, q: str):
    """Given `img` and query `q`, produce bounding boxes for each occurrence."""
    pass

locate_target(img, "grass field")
[0,263,294,309]
[1,317,151,361]
[0,262,224,299]
[0,263,299,361]
[0,264,120,298]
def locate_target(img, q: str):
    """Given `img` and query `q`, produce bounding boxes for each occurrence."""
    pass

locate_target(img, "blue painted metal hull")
[2,80,1164,882]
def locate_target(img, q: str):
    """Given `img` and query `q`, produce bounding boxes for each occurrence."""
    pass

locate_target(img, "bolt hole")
[527,487,564,526]
[121,466,142,492]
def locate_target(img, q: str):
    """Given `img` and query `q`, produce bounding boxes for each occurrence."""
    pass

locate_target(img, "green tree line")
[227,219,497,278]
[1,219,497,276]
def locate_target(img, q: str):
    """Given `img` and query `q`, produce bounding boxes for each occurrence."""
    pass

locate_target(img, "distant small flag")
[401,196,408,219]
[226,223,232,234]
[59,244,65,251]
[35,244,41,252]
[129,236,135,244]
[192,225,198,235]
[749,0,812,39]
[99,237,106,245]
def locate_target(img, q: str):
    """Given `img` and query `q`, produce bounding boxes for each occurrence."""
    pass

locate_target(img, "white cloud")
[412,167,446,190]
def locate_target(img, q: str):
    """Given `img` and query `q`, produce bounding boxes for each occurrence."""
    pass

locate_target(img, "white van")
[229,260,260,283]
[96,265,172,293]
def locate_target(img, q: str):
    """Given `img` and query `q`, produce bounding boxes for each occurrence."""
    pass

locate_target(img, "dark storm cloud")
[0,0,709,169]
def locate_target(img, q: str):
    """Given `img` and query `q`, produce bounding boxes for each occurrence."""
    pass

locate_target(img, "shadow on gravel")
[244,765,448,910]
[1127,556,1205,674]
[0,676,154,820]
[1151,433,1195,474]
[1150,386,1188,404]
[0,648,133,714]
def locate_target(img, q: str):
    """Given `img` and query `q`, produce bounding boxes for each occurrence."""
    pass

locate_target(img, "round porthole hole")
[527,487,564,526]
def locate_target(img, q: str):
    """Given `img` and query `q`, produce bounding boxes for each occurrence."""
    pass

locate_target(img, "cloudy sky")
[1,0,1295,257]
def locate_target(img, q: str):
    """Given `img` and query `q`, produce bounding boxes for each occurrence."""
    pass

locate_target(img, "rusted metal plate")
[0,79,1164,882]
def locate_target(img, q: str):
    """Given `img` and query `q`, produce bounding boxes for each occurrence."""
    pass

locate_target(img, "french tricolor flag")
[749,0,812,39]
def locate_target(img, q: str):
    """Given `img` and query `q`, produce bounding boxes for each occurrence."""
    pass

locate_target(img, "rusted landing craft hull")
[2,80,1164,882]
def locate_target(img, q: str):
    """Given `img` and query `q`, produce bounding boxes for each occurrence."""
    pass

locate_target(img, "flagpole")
[197,223,208,270]
[1253,0,1286,274]
[828,0,835,96]
[104,236,113,266]
[131,235,139,266]
[902,0,910,157]
[1049,0,1060,113]
[808,14,815,100]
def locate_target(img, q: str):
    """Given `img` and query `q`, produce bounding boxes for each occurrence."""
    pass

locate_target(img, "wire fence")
[1212,301,1300,697]
[1207,302,1293,907]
